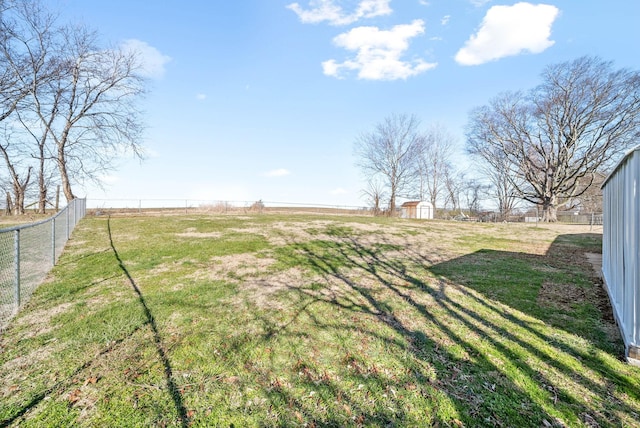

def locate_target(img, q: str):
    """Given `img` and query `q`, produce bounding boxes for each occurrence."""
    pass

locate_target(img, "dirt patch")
[237,268,310,309]
[583,252,618,323]
[236,266,378,312]
[190,253,276,282]
[538,251,621,345]
[584,253,603,279]
[537,281,586,309]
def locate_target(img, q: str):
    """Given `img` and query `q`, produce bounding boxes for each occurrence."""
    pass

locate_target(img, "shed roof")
[401,201,421,207]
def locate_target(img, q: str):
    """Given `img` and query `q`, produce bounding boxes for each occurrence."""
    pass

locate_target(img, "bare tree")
[0,0,39,215]
[443,169,465,214]
[466,56,640,221]
[355,114,425,215]
[468,142,521,220]
[360,177,387,216]
[37,25,147,202]
[463,178,489,215]
[0,0,147,211]
[2,0,59,213]
[0,0,32,125]
[0,123,33,214]
[418,123,454,210]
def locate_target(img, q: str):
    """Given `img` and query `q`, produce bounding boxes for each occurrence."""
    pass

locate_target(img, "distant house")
[401,201,434,220]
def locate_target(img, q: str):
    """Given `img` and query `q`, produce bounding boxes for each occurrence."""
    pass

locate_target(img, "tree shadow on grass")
[246,229,639,427]
[428,233,640,410]
[106,217,189,427]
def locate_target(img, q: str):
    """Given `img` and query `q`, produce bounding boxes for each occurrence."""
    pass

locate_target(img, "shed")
[401,201,434,220]
[602,145,640,366]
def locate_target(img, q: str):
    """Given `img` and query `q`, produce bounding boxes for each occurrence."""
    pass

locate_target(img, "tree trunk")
[57,149,75,202]
[373,194,380,216]
[541,196,558,222]
[38,156,47,214]
[6,193,12,216]
[13,183,25,215]
[389,189,396,217]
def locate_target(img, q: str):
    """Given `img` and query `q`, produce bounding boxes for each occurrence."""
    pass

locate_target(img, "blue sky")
[52,0,640,208]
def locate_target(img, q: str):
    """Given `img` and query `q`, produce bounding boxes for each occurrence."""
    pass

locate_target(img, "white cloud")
[264,168,291,177]
[455,2,559,66]
[330,188,348,195]
[441,15,450,26]
[196,93,207,100]
[470,0,491,6]
[287,0,392,26]
[121,39,171,79]
[323,20,437,80]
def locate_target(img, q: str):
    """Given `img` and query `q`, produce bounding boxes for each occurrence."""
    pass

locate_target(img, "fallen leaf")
[68,389,82,405]
[84,376,98,386]
[224,376,239,384]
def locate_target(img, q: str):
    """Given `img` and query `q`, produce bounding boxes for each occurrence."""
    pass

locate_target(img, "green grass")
[1,214,638,427]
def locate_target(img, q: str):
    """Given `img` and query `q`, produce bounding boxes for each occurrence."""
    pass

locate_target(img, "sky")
[49,0,640,209]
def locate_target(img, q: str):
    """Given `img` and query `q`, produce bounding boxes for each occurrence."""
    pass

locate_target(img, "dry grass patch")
[191,253,276,282]
[9,302,73,340]
[175,228,223,239]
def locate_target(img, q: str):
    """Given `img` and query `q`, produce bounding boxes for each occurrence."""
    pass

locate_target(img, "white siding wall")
[602,147,640,362]
[416,202,434,220]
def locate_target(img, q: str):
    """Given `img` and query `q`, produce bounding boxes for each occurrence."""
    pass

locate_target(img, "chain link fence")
[0,198,86,331]
[88,198,371,216]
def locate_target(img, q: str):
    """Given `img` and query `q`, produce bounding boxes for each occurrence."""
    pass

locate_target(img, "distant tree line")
[0,0,147,215]
[356,56,640,221]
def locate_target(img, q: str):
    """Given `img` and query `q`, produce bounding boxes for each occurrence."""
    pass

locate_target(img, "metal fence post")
[51,217,56,266]
[14,229,20,309]
[71,199,76,228]
[66,205,70,239]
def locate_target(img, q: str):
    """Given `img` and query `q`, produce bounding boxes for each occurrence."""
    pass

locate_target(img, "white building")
[400,201,434,220]
[602,145,640,366]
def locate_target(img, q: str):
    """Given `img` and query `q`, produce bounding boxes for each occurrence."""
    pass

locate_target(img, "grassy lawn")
[1,213,638,427]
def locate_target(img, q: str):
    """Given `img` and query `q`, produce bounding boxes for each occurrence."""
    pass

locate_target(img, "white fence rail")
[602,147,640,365]
[0,198,86,331]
